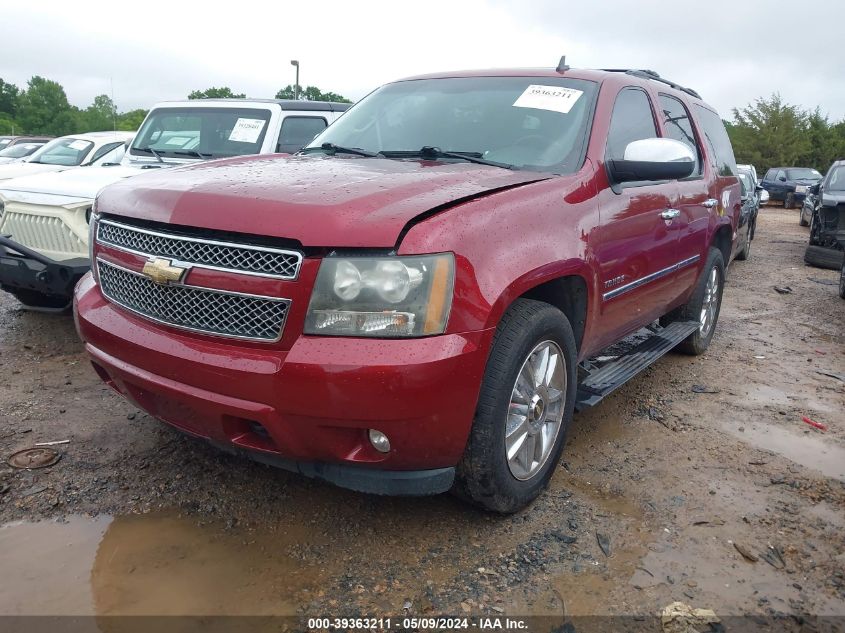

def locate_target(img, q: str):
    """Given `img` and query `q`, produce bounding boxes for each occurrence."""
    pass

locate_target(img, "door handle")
[703,198,718,208]
[660,209,681,220]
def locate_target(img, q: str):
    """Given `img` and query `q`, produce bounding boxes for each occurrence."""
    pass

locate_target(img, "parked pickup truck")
[0,99,348,309]
[75,65,742,512]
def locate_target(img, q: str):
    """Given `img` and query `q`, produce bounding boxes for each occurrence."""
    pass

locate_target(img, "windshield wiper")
[133,146,164,163]
[173,149,211,159]
[301,143,380,158]
[380,146,512,169]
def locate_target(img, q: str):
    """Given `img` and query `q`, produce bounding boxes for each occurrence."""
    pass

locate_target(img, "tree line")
[726,94,845,175]
[0,77,352,137]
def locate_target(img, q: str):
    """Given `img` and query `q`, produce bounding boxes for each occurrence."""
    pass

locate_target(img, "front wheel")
[454,299,577,513]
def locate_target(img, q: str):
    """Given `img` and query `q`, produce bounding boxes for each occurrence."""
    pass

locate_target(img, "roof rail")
[600,68,702,100]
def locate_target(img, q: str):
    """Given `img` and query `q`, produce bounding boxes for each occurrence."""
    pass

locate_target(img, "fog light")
[368,429,391,453]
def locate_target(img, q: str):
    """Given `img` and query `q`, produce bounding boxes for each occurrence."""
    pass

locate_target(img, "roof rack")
[600,69,702,100]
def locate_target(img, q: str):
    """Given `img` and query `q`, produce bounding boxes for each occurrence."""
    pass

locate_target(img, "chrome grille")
[97,260,289,341]
[97,219,302,279]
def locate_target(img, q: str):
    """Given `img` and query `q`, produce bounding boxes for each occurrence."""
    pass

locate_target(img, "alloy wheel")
[699,266,720,336]
[505,340,566,481]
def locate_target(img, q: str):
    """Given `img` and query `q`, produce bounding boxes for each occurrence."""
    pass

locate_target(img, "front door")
[593,87,684,348]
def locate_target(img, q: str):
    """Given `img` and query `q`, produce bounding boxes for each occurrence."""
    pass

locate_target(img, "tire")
[804,245,844,271]
[663,248,725,355]
[799,207,810,227]
[454,298,577,514]
[784,192,795,209]
[839,263,845,300]
[736,221,754,261]
[8,289,72,311]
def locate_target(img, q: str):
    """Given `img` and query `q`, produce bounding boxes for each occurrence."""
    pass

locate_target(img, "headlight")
[305,253,454,337]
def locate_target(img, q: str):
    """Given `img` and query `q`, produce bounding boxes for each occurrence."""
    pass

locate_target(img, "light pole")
[290,60,299,100]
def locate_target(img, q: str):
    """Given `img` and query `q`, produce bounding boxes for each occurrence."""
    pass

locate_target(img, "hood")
[0,165,144,205]
[0,162,68,182]
[98,154,550,247]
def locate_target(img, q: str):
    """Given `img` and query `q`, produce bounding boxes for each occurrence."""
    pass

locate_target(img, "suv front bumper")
[0,235,89,303]
[74,273,495,496]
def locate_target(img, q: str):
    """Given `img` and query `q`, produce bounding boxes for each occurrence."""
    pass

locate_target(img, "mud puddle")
[0,513,325,616]
[719,419,845,482]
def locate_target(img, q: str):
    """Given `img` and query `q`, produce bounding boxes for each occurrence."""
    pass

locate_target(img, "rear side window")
[693,105,737,177]
[606,88,657,161]
[659,94,702,175]
[278,116,327,153]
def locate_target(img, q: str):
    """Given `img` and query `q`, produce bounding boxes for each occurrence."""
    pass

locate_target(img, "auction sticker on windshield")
[513,85,583,114]
[228,118,266,143]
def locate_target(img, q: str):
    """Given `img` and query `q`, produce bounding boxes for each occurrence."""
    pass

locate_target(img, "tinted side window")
[606,88,657,161]
[693,105,737,177]
[658,94,702,175]
[278,116,327,153]
[89,142,124,164]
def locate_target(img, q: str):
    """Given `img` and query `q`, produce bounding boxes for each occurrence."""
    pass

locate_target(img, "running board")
[575,320,699,409]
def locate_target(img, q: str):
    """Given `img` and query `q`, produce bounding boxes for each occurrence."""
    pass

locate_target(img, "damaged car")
[804,160,845,270]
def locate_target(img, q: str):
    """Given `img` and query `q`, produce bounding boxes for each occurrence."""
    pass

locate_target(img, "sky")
[2,0,843,121]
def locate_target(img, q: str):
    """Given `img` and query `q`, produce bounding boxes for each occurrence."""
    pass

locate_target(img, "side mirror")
[755,185,764,192]
[778,175,787,182]
[608,138,695,184]
[809,183,820,195]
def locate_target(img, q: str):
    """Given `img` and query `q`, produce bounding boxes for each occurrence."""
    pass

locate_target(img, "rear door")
[594,86,682,346]
[657,94,710,294]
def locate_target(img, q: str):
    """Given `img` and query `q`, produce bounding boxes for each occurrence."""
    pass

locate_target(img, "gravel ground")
[0,206,843,622]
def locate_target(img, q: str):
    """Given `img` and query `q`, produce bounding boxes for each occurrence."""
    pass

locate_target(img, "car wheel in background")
[839,262,845,300]
[784,192,795,209]
[455,298,577,513]
[804,245,845,271]
[799,206,810,226]
[736,228,752,261]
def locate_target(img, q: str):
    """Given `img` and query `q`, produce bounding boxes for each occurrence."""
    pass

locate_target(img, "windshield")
[130,107,273,159]
[827,166,845,191]
[306,77,598,172]
[786,168,822,180]
[0,143,44,158]
[29,137,94,166]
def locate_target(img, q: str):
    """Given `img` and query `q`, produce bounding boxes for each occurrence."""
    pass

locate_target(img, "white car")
[0,131,134,182]
[0,141,49,165]
[0,99,350,309]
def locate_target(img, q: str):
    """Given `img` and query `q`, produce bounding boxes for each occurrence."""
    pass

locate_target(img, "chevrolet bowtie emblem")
[141,257,188,285]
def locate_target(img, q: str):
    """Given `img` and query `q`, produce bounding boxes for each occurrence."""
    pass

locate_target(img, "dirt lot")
[0,207,843,624]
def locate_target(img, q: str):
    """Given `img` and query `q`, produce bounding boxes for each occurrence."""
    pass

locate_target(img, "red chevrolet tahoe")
[74,65,745,512]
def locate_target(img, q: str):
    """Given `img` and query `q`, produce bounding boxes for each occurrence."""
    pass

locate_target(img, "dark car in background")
[736,167,760,260]
[761,166,822,209]
[804,160,845,270]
